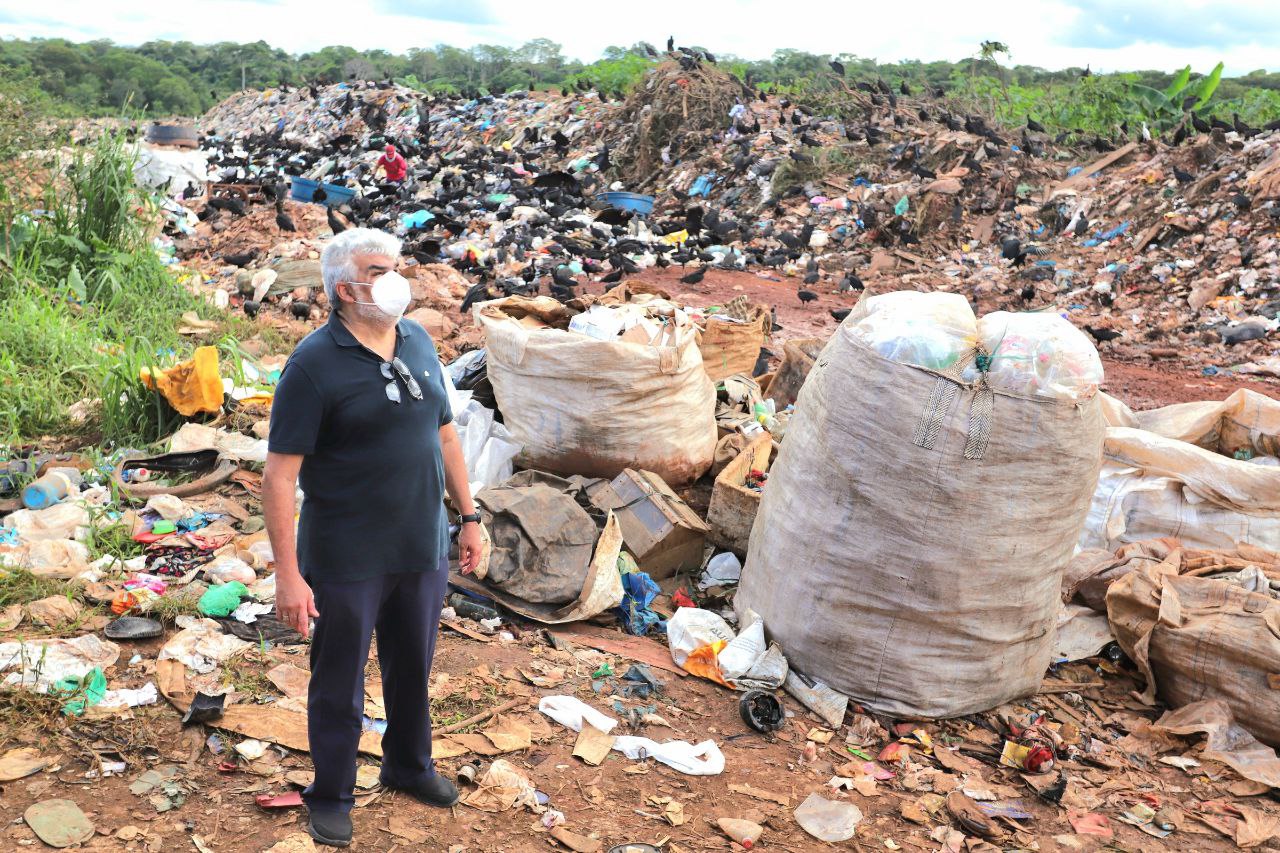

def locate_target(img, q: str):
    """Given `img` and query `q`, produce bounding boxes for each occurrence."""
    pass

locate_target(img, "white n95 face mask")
[351,270,411,322]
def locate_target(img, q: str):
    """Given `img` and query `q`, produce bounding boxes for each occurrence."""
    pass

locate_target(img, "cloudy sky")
[2,0,1277,74]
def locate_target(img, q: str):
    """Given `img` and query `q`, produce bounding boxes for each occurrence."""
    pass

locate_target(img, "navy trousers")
[303,559,449,814]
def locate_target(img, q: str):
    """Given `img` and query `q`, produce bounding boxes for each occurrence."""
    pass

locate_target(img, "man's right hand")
[277,573,319,639]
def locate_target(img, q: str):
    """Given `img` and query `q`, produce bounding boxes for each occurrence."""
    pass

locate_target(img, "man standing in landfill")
[375,142,408,183]
[262,228,483,847]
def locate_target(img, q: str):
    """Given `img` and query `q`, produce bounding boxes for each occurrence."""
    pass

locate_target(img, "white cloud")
[0,0,1277,74]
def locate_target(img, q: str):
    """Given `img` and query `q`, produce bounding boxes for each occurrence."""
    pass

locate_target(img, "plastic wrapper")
[443,369,521,491]
[847,293,1103,401]
[847,291,976,371]
[973,311,1104,401]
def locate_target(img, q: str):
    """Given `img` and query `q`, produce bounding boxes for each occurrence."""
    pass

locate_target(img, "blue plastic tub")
[289,177,356,207]
[598,191,655,215]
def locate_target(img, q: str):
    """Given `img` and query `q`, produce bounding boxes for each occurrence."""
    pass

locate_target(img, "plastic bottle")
[717,817,763,849]
[447,593,499,622]
[21,467,83,510]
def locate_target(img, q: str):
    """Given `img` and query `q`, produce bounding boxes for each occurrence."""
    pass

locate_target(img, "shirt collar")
[326,310,408,348]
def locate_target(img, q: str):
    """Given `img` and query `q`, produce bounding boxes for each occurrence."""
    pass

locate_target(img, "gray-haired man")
[263,228,483,846]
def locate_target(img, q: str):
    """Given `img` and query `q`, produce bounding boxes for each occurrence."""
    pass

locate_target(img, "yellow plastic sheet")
[140,345,223,416]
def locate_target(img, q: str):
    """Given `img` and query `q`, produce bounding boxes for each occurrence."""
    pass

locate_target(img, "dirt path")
[0,629,1243,852]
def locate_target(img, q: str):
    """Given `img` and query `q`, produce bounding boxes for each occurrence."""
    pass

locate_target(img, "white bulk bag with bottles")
[477,295,716,485]
[736,291,1106,718]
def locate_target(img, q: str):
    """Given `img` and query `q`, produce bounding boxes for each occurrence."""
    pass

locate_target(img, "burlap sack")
[1107,565,1280,747]
[736,326,1105,718]
[698,310,769,383]
[1080,426,1280,552]
[477,296,716,485]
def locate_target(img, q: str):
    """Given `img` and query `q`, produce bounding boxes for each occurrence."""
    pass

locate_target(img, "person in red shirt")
[376,144,407,182]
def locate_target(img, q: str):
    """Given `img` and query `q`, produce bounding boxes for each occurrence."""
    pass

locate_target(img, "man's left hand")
[458,522,483,575]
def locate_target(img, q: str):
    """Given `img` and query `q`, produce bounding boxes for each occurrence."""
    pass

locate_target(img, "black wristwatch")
[459,512,482,526]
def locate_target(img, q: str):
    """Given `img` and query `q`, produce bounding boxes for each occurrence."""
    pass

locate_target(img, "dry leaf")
[901,801,928,824]
[481,715,532,753]
[386,813,429,844]
[354,764,381,790]
[0,603,23,631]
[1235,806,1280,848]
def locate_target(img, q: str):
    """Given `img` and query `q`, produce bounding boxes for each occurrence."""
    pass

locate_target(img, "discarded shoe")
[306,809,352,847]
[104,616,163,640]
[381,771,459,807]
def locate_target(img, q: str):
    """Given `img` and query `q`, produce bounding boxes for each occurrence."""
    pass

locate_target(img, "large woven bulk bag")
[477,295,717,485]
[736,291,1106,718]
[1081,390,1280,552]
[1107,564,1280,747]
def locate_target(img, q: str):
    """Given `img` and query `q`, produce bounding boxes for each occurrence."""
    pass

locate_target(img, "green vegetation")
[0,567,78,608]
[0,92,222,445]
[147,587,204,625]
[3,35,1279,135]
[83,507,145,565]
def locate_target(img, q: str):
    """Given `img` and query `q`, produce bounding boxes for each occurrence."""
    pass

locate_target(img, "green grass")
[0,567,76,609]
[219,649,273,697]
[0,132,236,446]
[149,588,203,624]
[82,509,145,566]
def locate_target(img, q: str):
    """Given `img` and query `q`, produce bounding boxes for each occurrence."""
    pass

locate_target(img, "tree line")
[1,36,1278,126]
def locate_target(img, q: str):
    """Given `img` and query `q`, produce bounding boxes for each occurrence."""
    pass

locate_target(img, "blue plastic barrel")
[597,192,655,215]
[289,177,357,208]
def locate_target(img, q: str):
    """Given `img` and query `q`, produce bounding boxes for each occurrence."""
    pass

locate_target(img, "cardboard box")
[590,468,710,579]
[706,433,775,557]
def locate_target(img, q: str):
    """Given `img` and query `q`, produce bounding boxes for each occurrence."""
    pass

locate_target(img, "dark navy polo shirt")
[268,311,453,582]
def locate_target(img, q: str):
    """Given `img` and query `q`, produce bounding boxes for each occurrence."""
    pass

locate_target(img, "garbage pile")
[176,65,1279,388]
[5,59,1280,850]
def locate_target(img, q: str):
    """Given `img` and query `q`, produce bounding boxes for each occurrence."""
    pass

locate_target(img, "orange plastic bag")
[140,345,223,416]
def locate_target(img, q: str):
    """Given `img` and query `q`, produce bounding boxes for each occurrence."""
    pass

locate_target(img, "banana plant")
[1125,62,1223,133]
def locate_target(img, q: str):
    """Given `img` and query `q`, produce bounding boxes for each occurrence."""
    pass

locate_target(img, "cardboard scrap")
[729,782,790,806]
[549,826,601,853]
[0,747,48,782]
[157,661,382,757]
[266,663,310,699]
[573,724,615,767]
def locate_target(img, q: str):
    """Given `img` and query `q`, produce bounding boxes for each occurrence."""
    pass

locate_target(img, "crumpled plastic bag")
[199,581,249,617]
[2,502,91,542]
[611,736,725,775]
[0,634,120,692]
[144,494,192,522]
[140,345,223,417]
[159,616,250,673]
[794,792,863,842]
[204,555,257,586]
[169,423,267,463]
[461,758,540,811]
[666,606,787,690]
[537,695,617,733]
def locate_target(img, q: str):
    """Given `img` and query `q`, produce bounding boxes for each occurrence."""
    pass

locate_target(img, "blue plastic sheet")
[616,570,666,636]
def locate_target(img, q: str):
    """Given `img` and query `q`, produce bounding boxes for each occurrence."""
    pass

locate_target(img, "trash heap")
[178,65,1279,385]
[5,59,1280,853]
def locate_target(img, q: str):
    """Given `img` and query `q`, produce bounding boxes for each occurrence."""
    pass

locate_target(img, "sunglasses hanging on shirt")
[379,357,423,404]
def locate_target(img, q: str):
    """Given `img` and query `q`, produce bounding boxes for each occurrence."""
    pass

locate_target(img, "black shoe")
[382,771,460,807]
[307,810,352,847]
